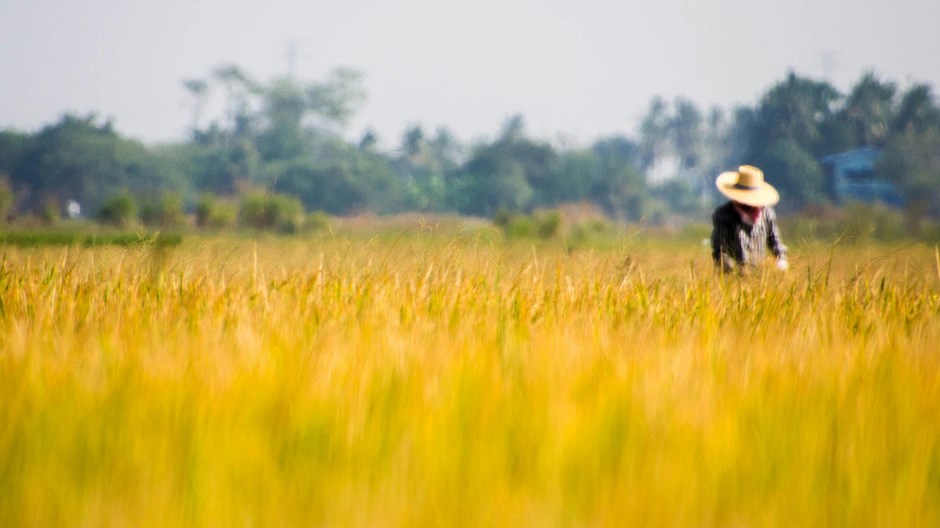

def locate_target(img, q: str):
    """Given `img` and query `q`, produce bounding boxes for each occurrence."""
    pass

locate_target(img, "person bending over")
[710,165,788,273]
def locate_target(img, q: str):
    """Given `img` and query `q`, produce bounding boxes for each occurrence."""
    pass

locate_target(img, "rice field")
[1,229,939,527]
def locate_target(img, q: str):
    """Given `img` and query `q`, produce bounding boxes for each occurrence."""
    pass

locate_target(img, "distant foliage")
[493,209,562,240]
[9,115,180,216]
[97,192,138,227]
[876,127,940,215]
[195,193,237,229]
[305,211,332,232]
[3,66,940,226]
[786,201,911,243]
[0,177,13,221]
[141,192,186,227]
[754,139,826,211]
[238,190,305,233]
[40,198,61,225]
[0,231,181,247]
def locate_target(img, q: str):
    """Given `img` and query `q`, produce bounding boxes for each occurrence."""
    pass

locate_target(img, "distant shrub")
[536,211,561,239]
[493,209,513,230]
[195,194,237,229]
[97,193,138,227]
[238,192,268,229]
[642,198,670,226]
[0,177,13,221]
[494,209,562,240]
[502,215,534,238]
[564,217,619,251]
[141,192,186,227]
[787,201,911,243]
[871,206,905,241]
[268,194,305,233]
[0,231,181,247]
[195,194,213,227]
[306,211,332,232]
[40,198,61,225]
[238,191,305,233]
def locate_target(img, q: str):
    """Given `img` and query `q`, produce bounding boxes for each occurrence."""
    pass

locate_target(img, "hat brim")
[715,171,779,207]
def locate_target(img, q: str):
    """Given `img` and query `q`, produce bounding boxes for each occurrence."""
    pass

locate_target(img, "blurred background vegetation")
[1,66,939,238]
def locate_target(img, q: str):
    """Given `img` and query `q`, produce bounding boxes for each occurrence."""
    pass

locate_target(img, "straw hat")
[715,165,779,207]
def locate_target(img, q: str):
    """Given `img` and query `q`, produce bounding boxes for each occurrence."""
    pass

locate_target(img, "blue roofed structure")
[821,147,905,207]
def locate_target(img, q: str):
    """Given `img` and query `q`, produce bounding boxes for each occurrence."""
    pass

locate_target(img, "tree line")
[1,66,939,228]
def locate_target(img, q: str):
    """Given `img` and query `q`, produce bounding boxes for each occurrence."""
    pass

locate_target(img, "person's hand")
[776,258,789,271]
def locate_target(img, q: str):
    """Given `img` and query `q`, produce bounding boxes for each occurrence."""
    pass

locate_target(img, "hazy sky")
[2,0,939,147]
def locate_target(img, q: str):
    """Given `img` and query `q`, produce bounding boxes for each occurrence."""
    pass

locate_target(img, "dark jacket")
[710,201,787,271]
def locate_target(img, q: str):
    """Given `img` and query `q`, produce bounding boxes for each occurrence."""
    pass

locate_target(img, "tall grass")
[1,234,939,526]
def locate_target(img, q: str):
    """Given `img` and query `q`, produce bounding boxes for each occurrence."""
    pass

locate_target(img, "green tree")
[876,128,940,214]
[97,192,139,227]
[753,139,824,210]
[396,125,429,209]
[182,78,210,134]
[195,193,237,228]
[0,131,27,217]
[456,160,533,217]
[212,64,259,139]
[650,178,701,213]
[358,129,379,152]
[724,106,757,169]
[395,125,455,212]
[0,177,14,221]
[12,114,163,214]
[452,116,556,216]
[401,125,425,160]
[589,136,646,220]
[638,97,670,170]
[0,130,28,178]
[183,64,367,198]
[554,148,595,203]
[255,78,309,162]
[671,97,704,171]
[423,127,464,211]
[305,67,367,131]
[268,159,356,214]
[195,137,262,194]
[698,106,735,201]
[892,84,940,135]
[238,189,305,232]
[140,192,186,227]
[748,72,841,158]
[840,72,897,147]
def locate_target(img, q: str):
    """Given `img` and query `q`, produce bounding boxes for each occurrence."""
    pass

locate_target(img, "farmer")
[710,165,788,273]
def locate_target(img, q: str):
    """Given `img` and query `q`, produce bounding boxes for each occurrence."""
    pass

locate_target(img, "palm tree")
[752,71,841,156]
[182,78,209,134]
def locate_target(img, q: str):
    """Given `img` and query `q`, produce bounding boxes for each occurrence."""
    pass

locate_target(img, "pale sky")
[2,0,940,147]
